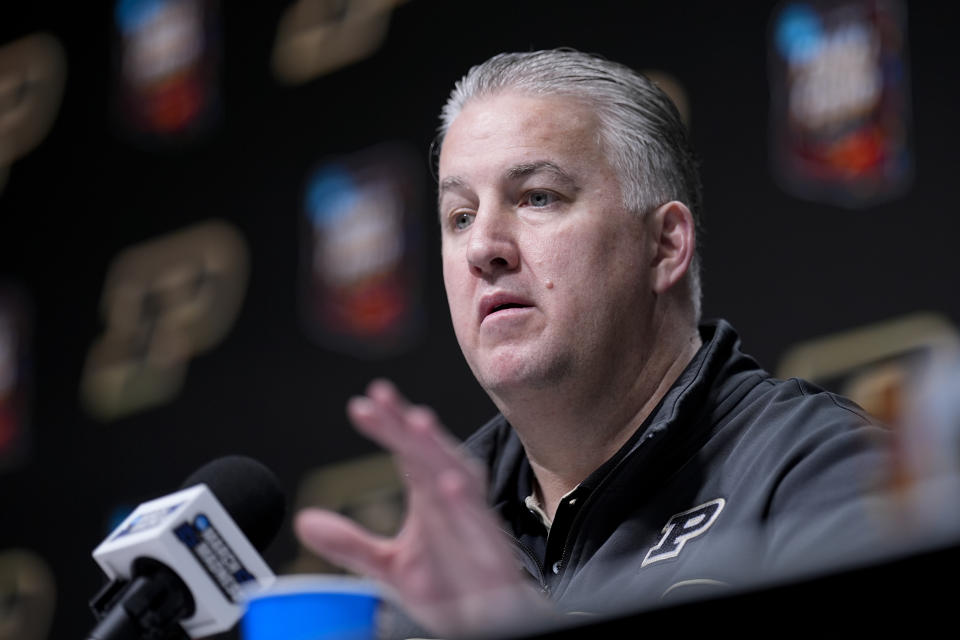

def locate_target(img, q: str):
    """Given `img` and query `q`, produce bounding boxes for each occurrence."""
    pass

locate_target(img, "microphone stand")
[87,559,194,640]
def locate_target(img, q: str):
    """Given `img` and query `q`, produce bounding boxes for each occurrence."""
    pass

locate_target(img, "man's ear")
[647,201,696,295]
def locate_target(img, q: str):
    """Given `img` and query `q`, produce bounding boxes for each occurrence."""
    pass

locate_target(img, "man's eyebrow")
[437,176,467,210]
[438,176,466,197]
[436,161,580,212]
[505,161,579,190]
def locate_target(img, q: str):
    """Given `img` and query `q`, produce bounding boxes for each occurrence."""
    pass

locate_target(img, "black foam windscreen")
[180,455,286,553]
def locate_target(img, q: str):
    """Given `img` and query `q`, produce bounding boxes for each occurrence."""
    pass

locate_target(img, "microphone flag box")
[93,484,276,637]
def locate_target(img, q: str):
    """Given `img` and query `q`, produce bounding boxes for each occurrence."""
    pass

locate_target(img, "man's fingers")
[294,508,392,581]
[347,380,482,486]
[346,395,402,450]
[366,378,411,414]
[408,405,488,491]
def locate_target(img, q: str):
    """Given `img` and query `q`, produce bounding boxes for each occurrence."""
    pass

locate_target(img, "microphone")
[87,455,286,640]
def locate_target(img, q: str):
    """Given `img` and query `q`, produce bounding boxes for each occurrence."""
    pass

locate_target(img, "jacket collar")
[467,319,759,515]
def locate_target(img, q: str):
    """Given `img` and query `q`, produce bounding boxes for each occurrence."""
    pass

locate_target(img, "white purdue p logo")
[642,498,725,567]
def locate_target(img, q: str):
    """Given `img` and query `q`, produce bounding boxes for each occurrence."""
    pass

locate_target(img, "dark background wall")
[1,1,957,638]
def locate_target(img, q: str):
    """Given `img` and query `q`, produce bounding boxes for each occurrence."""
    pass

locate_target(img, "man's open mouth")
[480,294,534,322]
[492,303,527,313]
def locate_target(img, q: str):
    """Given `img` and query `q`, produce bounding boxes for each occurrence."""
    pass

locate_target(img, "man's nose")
[465,206,519,276]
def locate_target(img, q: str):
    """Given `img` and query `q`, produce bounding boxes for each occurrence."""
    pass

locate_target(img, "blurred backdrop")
[1,1,959,638]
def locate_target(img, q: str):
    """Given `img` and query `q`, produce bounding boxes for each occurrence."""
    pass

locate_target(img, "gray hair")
[436,48,703,319]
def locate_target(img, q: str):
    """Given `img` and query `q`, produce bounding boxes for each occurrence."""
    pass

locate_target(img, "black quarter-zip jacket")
[463,319,894,616]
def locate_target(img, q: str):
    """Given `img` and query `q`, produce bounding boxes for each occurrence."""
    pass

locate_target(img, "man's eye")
[453,212,475,230]
[524,191,557,207]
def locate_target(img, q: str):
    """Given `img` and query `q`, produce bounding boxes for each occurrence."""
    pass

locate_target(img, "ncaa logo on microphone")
[175,513,256,602]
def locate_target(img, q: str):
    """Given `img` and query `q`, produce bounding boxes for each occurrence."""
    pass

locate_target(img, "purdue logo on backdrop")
[81,220,249,420]
[0,32,67,195]
[272,0,405,84]
[642,498,725,567]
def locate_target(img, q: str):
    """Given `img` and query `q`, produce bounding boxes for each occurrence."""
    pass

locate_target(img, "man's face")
[438,92,657,397]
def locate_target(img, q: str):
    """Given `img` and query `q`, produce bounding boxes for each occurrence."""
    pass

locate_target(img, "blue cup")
[241,575,381,640]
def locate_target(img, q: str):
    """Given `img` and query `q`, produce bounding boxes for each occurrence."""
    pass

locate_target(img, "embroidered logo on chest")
[641,498,725,567]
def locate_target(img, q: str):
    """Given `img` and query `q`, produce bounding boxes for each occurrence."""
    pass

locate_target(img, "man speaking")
[294,49,891,637]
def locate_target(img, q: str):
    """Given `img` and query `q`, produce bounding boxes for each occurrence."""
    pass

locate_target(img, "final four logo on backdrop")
[0,284,32,472]
[112,0,221,145]
[768,0,912,208]
[299,143,425,358]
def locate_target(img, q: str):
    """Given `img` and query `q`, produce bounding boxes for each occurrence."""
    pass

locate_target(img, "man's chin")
[472,355,572,398]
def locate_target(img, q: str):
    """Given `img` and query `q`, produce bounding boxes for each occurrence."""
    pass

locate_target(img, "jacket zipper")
[502,529,549,592]
[553,430,661,597]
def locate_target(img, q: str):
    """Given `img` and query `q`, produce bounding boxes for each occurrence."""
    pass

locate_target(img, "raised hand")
[294,379,554,637]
